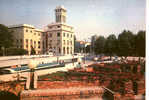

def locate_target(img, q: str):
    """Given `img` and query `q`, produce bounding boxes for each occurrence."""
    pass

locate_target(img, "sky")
[0,0,145,40]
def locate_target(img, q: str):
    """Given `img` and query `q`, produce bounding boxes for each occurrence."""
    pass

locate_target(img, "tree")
[85,45,91,53]
[6,48,28,56]
[31,46,36,55]
[135,31,145,57]
[0,48,28,56]
[104,34,117,58]
[117,30,135,57]
[0,24,14,49]
[94,36,106,55]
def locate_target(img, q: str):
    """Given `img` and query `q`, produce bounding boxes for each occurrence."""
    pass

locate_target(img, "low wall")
[20,87,104,100]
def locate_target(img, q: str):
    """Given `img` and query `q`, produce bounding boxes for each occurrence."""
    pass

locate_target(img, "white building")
[45,6,74,55]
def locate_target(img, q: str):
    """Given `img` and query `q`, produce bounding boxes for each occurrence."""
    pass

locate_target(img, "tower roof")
[55,5,66,11]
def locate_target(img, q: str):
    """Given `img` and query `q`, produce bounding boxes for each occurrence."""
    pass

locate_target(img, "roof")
[8,24,35,29]
[8,24,43,31]
[47,22,73,28]
[35,28,43,32]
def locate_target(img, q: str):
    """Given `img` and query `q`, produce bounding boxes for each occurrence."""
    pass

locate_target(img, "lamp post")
[83,39,87,64]
[77,57,82,68]
[28,60,38,89]
[94,57,98,63]
[17,64,21,81]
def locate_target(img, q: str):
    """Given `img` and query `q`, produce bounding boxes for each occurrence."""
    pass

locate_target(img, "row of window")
[63,33,73,38]
[49,25,61,29]
[55,9,65,12]
[26,39,41,49]
[16,39,22,43]
[26,39,40,43]
[16,39,42,44]
[48,25,72,30]
[48,33,73,38]
[48,40,72,46]
[26,45,40,49]
[26,29,41,36]
[56,15,66,23]
[16,45,22,48]
[48,47,73,54]
[63,47,73,54]
[63,40,73,45]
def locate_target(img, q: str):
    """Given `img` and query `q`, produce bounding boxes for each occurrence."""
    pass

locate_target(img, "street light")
[28,60,38,89]
[77,57,82,68]
[94,57,98,63]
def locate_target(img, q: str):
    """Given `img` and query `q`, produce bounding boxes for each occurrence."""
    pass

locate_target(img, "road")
[0,62,78,82]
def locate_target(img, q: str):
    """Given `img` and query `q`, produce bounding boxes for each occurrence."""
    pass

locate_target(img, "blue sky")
[0,0,145,40]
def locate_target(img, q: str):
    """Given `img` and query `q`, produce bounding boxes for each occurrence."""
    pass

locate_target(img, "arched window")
[63,47,65,54]
[67,47,69,54]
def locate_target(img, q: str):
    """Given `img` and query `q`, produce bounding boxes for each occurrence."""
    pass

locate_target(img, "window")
[49,33,52,37]
[38,45,40,49]
[63,33,65,37]
[70,41,72,45]
[49,47,52,49]
[20,39,22,43]
[34,33,36,35]
[70,47,72,54]
[59,48,61,53]
[38,33,40,36]
[30,30,32,33]
[63,47,65,54]
[67,40,69,45]
[63,40,65,45]
[34,41,36,45]
[57,32,60,37]
[38,41,40,48]
[26,45,28,48]
[57,40,60,45]
[26,29,28,32]
[57,26,60,28]
[67,47,69,54]
[26,39,28,43]
[67,34,69,37]
[30,39,32,43]
[49,44,52,47]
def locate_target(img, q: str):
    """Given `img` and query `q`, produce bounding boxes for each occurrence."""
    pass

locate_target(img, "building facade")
[75,41,91,53]
[8,24,45,55]
[45,6,74,55]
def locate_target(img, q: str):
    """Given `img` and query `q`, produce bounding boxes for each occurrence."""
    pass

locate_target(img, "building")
[45,6,74,55]
[8,24,45,55]
[75,41,91,53]
[91,35,98,54]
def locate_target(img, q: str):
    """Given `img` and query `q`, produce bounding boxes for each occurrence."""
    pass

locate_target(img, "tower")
[46,6,74,55]
[55,6,67,23]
